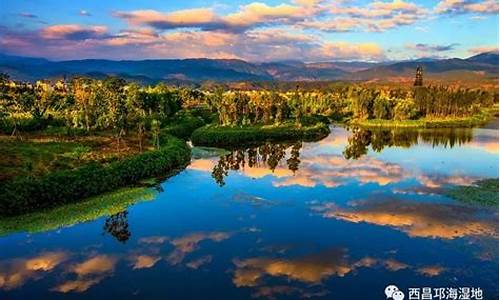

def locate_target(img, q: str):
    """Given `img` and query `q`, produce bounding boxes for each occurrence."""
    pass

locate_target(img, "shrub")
[0,135,190,216]
[191,122,330,147]
[161,111,206,140]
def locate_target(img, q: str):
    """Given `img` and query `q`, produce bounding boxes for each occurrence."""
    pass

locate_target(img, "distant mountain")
[0,52,497,83]
[465,51,499,65]
[347,52,498,82]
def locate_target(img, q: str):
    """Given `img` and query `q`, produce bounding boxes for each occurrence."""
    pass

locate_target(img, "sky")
[0,0,498,62]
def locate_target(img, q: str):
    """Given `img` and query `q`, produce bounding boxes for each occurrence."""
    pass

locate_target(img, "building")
[414,65,423,86]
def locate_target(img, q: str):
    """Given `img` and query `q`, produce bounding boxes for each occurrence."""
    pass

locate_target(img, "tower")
[414,65,423,86]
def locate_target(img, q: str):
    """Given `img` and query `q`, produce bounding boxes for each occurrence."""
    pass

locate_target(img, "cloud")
[435,0,499,14]
[468,45,499,54]
[79,10,91,16]
[40,24,107,40]
[19,12,38,18]
[138,235,168,245]
[113,2,324,33]
[113,8,221,31]
[406,43,459,52]
[303,0,429,32]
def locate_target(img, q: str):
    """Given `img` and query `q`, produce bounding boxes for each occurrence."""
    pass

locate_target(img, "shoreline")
[191,122,331,147]
[0,134,191,216]
[348,109,497,129]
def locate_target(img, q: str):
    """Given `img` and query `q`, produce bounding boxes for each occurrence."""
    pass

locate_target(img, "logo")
[385,285,405,300]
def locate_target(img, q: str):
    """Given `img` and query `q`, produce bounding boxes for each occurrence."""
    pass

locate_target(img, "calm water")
[0,125,498,300]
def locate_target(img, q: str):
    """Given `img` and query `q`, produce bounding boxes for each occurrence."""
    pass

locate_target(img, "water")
[0,125,498,300]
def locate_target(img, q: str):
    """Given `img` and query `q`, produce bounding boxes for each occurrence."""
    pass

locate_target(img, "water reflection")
[103,211,131,243]
[344,127,474,159]
[52,255,118,293]
[0,252,69,290]
[312,198,498,239]
[211,142,302,186]
[0,125,498,299]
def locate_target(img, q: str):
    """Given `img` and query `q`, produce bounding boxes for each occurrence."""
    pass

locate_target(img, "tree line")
[1,74,497,135]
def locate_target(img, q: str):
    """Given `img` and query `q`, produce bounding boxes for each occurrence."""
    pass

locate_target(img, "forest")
[1,74,497,138]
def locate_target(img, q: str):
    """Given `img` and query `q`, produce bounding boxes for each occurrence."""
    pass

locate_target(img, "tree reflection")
[344,127,473,159]
[103,211,131,243]
[212,142,302,186]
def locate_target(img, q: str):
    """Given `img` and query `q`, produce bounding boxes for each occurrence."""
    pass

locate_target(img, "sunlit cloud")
[435,0,499,14]
[302,0,429,32]
[468,45,500,54]
[41,24,108,40]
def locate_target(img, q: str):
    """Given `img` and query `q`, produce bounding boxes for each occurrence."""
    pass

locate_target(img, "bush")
[0,135,190,216]
[161,110,207,140]
[191,122,330,147]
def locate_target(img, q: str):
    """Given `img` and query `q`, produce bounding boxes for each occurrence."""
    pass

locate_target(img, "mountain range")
[0,52,497,84]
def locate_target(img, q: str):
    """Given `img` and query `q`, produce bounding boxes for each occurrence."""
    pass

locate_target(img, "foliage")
[161,110,207,140]
[444,178,499,206]
[0,135,190,216]
[191,122,330,147]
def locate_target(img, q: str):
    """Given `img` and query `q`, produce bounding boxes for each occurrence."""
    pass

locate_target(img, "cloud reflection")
[0,252,69,290]
[313,199,498,239]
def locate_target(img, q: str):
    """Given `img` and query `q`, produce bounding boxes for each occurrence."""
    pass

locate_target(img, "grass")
[350,108,497,129]
[0,133,149,182]
[191,121,330,147]
[0,135,190,216]
[0,187,157,236]
[444,178,499,206]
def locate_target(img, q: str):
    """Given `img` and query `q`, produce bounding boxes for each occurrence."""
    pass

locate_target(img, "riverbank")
[0,186,157,236]
[191,122,330,147]
[349,108,497,129]
[0,134,190,216]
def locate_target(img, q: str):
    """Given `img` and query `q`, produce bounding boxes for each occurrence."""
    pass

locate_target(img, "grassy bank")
[0,187,157,236]
[191,122,330,147]
[444,178,498,206]
[349,108,497,129]
[0,134,190,216]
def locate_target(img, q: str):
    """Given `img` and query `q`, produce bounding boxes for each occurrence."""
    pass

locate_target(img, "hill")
[0,52,497,83]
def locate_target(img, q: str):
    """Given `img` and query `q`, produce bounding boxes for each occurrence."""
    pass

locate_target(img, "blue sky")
[0,0,498,61]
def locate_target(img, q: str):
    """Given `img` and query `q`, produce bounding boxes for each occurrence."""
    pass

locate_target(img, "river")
[0,125,498,300]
